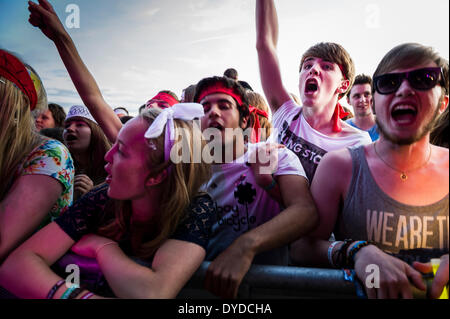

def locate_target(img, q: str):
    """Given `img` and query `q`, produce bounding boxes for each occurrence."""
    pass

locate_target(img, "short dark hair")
[48,103,66,128]
[120,115,134,124]
[224,68,238,80]
[194,76,250,128]
[348,74,372,98]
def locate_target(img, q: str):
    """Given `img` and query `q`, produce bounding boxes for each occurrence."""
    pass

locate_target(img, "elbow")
[256,37,273,53]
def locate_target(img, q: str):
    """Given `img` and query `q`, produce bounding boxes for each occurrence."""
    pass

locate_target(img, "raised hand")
[28,0,68,42]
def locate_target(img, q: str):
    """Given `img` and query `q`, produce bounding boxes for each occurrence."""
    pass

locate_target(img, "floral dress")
[16,138,75,227]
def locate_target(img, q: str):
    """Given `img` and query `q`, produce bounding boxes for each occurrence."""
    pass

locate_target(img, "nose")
[395,78,415,97]
[104,146,114,163]
[207,104,220,118]
[309,63,320,76]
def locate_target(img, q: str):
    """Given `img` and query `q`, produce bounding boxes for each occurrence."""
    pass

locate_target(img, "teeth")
[393,104,416,111]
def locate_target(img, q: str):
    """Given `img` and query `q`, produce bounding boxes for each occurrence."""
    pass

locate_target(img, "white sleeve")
[272,99,301,130]
[273,147,308,183]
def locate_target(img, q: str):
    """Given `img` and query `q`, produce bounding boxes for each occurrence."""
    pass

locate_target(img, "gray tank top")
[336,146,449,254]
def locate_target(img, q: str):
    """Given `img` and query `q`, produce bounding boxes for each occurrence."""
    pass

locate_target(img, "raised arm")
[205,174,318,298]
[28,0,122,143]
[255,0,291,113]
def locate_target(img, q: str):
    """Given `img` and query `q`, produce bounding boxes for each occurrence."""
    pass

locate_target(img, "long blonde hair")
[98,108,211,259]
[0,71,47,200]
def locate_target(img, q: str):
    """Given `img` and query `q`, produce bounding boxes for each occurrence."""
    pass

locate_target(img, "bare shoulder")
[315,148,353,183]
[431,145,449,172]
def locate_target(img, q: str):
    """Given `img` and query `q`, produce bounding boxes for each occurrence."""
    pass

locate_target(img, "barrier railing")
[178,262,428,299]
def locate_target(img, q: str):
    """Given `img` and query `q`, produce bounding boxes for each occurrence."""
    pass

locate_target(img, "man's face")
[200,93,247,145]
[347,83,373,117]
[374,61,448,145]
[146,99,171,109]
[299,57,347,108]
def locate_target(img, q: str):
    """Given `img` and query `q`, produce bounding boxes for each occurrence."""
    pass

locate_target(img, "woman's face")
[104,117,153,200]
[63,117,92,153]
[35,109,56,131]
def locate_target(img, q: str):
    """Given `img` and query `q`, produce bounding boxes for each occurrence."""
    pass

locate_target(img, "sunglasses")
[373,67,443,95]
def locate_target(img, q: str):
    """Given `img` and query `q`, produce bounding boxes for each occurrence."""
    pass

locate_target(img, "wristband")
[347,240,372,268]
[46,279,66,299]
[263,178,277,191]
[327,241,342,268]
[60,285,79,299]
[67,287,83,299]
[80,292,94,300]
[95,241,119,257]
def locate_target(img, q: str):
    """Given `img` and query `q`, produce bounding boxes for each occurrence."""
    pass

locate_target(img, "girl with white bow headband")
[0,105,217,299]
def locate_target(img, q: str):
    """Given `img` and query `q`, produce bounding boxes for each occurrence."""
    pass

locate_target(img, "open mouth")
[209,122,224,131]
[65,134,77,142]
[305,79,319,94]
[391,104,417,125]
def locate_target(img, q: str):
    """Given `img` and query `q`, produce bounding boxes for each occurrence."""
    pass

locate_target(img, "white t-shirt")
[273,99,372,181]
[205,143,307,265]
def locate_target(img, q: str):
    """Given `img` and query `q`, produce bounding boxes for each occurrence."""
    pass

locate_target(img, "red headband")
[196,84,244,106]
[148,92,179,107]
[0,50,38,110]
[249,106,268,143]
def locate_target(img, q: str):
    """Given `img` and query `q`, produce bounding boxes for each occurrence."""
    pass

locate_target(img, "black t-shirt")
[55,183,216,253]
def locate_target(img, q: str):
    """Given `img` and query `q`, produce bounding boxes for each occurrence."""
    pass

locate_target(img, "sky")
[1,0,449,115]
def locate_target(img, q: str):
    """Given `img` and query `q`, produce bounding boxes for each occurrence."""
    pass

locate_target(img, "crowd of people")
[0,0,447,299]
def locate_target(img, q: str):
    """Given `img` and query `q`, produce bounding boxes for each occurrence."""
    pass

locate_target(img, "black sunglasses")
[373,67,443,95]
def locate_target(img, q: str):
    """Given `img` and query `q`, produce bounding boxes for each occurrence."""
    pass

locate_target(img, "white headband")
[144,103,204,162]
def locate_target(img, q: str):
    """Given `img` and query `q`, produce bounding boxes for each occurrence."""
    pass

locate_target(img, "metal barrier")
[177,262,428,299]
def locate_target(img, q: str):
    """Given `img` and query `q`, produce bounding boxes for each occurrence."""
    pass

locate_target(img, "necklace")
[373,142,432,181]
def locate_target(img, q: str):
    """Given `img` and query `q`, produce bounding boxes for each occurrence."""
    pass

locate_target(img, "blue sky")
[1,0,449,115]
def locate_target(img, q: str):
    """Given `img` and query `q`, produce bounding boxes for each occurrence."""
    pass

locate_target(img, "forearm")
[53,34,121,142]
[96,245,162,299]
[0,250,66,299]
[290,237,331,267]
[235,203,318,258]
[256,0,278,50]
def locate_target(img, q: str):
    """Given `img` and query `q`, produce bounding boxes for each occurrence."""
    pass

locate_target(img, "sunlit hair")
[372,43,449,97]
[430,103,449,148]
[0,57,47,200]
[246,90,272,141]
[98,108,211,259]
[65,117,111,185]
[300,42,355,98]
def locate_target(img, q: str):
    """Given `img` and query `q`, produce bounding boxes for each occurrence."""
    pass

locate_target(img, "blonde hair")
[0,73,46,201]
[98,108,211,259]
[246,91,273,141]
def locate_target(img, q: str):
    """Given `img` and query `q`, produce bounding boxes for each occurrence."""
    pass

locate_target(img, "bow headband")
[0,50,39,110]
[249,106,268,143]
[144,103,204,162]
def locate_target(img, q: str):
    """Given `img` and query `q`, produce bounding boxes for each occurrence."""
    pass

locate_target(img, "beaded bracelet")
[335,239,354,268]
[327,241,342,268]
[60,285,79,299]
[46,279,65,299]
[346,240,372,267]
